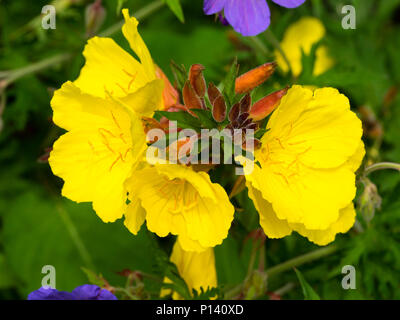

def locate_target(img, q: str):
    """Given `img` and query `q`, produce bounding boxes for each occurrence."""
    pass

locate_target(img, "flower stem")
[1,53,71,89]
[265,245,338,277]
[55,201,95,271]
[248,36,270,57]
[363,162,400,176]
[263,29,293,75]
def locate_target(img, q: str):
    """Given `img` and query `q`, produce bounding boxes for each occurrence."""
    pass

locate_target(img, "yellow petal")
[347,140,366,172]
[275,17,333,77]
[122,9,156,80]
[314,46,334,76]
[290,203,356,246]
[125,165,234,250]
[49,82,146,222]
[246,182,292,238]
[247,155,356,230]
[73,37,150,98]
[49,130,130,222]
[264,86,363,169]
[120,79,164,116]
[124,196,146,235]
[164,240,217,299]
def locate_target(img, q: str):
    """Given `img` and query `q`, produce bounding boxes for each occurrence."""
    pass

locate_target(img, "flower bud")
[183,80,203,109]
[237,112,249,125]
[228,102,240,122]
[250,87,288,121]
[189,64,206,98]
[239,93,251,114]
[207,82,221,105]
[358,178,381,225]
[212,95,227,123]
[235,62,276,94]
[85,0,106,38]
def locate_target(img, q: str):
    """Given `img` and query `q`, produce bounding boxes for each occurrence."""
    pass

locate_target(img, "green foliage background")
[0,0,400,299]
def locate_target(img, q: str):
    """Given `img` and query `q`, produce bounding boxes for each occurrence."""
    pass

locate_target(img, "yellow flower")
[49,10,164,222]
[242,85,364,245]
[161,239,217,299]
[124,164,234,252]
[74,10,157,99]
[275,17,334,77]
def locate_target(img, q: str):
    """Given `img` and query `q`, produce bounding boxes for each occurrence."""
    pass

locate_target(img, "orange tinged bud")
[239,93,251,114]
[208,82,221,105]
[155,65,180,109]
[183,80,203,110]
[228,102,240,122]
[250,88,288,121]
[235,62,276,94]
[189,64,206,98]
[212,95,227,123]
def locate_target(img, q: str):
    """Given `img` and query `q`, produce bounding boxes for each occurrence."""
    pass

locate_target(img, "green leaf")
[2,189,158,297]
[155,110,201,130]
[170,60,187,91]
[294,268,321,300]
[81,267,107,288]
[215,236,247,286]
[190,109,218,129]
[298,41,319,83]
[116,0,128,16]
[0,253,16,289]
[161,261,192,300]
[222,57,239,109]
[162,0,185,23]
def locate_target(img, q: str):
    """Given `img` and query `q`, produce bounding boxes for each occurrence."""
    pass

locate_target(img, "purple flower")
[27,285,117,300]
[204,0,306,36]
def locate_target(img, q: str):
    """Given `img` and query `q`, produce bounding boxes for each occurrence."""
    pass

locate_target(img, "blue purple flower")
[204,0,306,36]
[27,285,117,300]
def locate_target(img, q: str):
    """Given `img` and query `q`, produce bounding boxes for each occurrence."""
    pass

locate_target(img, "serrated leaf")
[294,268,321,300]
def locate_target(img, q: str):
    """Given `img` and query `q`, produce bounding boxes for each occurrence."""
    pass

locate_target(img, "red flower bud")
[250,88,288,121]
[189,64,206,98]
[183,80,203,110]
[212,95,227,123]
[235,62,276,94]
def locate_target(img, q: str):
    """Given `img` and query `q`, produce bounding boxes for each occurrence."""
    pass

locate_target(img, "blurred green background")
[0,0,400,299]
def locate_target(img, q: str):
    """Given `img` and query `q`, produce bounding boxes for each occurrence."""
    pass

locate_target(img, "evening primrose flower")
[204,0,306,36]
[275,17,334,77]
[162,240,217,299]
[74,9,157,101]
[242,85,364,245]
[49,10,164,222]
[124,164,234,252]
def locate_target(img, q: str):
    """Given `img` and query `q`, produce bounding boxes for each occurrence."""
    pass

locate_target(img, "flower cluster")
[48,9,364,299]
